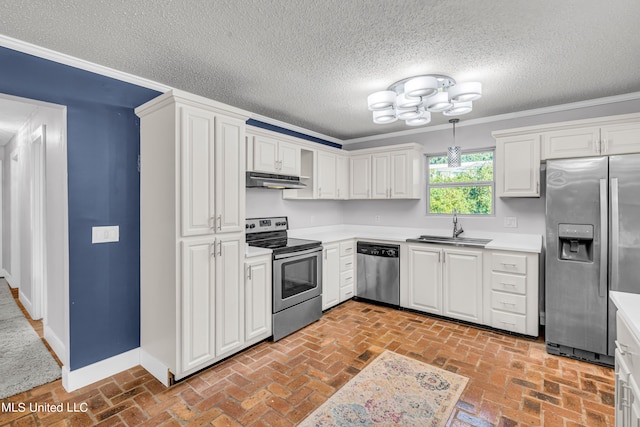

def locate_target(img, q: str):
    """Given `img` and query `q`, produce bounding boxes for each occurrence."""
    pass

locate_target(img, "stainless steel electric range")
[246,217,323,341]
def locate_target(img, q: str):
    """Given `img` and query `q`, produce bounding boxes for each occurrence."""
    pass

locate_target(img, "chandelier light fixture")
[367,74,482,127]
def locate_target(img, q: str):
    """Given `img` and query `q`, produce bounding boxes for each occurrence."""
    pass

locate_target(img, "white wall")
[2,100,68,364]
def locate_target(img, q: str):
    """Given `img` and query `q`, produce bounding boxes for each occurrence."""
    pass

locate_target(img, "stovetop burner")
[246,216,321,255]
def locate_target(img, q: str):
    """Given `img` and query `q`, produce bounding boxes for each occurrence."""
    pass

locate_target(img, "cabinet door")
[316,151,337,199]
[390,150,413,198]
[215,116,245,233]
[495,135,540,197]
[601,122,640,155]
[278,140,301,176]
[322,243,340,310]
[350,154,371,199]
[336,155,349,200]
[405,245,442,315]
[443,248,483,323]
[181,237,216,373]
[180,106,216,236]
[245,257,272,341]
[371,153,390,198]
[541,127,600,159]
[215,234,244,357]
[253,135,279,173]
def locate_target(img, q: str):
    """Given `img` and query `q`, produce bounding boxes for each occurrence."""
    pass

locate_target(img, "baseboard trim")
[44,325,66,365]
[140,349,171,387]
[62,348,140,392]
[4,271,17,288]
[19,289,34,318]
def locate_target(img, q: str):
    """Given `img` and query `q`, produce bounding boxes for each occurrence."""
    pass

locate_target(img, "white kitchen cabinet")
[251,135,301,176]
[244,255,272,342]
[484,250,539,336]
[614,303,640,427]
[542,122,640,160]
[494,134,540,198]
[350,144,422,200]
[136,90,251,386]
[322,242,341,310]
[336,154,349,200]
[404,244,482,323]
[601,121,640,156]
[403,245,442,315]
[443,248,483,323]
[316,151,337,199]
[338,240,355,302]
[350,154,371,199]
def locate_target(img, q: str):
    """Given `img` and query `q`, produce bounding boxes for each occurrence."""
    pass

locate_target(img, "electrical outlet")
[503,217,517,228]
[92,226,120,243]
[375,215,381,223]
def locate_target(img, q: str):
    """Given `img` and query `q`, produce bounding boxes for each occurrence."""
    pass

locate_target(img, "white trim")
[3,271,16,288]
[250,112,343,145]
[19,289,33,318]
[0,34,171,93]
[44,324,65,363]
[343,91,640,144]
[62,348,140,392]
[140,349,171,387]
[30,126,46,320]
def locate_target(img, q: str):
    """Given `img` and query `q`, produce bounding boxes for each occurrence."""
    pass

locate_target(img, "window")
[427,150,494,215]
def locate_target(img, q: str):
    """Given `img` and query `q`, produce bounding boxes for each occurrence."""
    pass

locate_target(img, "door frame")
[31,125,47,320]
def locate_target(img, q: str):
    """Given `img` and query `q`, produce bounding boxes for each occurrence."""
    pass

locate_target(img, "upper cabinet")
[251,135,301,176]
[494,134,541,198]
[349,144,423,200]
[494,112,640,198]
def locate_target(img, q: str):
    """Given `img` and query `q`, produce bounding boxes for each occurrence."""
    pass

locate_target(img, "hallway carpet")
[0,282,61,399]
[0,300,614,426]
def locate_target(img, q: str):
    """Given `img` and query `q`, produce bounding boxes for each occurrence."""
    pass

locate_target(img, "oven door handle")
[273,246,322,260]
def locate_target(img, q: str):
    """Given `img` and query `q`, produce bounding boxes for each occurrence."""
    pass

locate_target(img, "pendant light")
[447,118,461,168]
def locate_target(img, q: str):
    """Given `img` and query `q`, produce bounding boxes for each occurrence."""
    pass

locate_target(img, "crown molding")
[250,112,343,145]
[0,34,171,93]
[343,91,640,144]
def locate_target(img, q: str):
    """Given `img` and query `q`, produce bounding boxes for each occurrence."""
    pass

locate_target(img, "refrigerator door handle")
[599,178,608,298]
[610,178,620,290]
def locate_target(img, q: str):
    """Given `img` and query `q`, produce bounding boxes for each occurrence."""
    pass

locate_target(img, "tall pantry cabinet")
[135,90,249,386]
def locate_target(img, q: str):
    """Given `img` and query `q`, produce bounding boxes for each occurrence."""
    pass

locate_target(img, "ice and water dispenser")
[558,224,594,262]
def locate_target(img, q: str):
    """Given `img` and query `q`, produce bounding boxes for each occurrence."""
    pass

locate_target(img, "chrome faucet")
[452,208,464,238]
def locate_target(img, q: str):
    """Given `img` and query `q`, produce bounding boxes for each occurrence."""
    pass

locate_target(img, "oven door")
[273,246,323,313]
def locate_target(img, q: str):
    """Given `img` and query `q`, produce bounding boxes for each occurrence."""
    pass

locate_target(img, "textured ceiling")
[1,0,639,140]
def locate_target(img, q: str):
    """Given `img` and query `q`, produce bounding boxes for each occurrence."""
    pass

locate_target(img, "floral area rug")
[299,350,468,426]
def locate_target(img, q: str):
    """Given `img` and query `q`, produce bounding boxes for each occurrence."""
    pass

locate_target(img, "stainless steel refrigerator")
[545,154,640,366]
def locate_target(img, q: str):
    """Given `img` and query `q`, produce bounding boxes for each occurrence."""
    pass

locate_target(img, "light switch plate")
[92,226,120,243]
[503,217,518,228]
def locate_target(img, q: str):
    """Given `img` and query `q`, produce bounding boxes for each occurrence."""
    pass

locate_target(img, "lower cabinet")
[322,240,355,310]
[615,311,640,427]
[403,244,539,336]
[403,245,482,323]
[141,233,273,386]
[322,242,340,310]
[244,255,272,342]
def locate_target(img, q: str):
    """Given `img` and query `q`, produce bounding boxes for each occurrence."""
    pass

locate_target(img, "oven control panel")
[246,216,288,233]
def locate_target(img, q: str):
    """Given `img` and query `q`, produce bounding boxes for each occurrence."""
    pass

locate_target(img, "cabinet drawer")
[616,312,640,379]
[491,272,526,295]
[492,253,527,274]
[340,240,355,256]
[340,270,354,287]
[492,310,526,334]
[340,284,354,301]
[339,255,354,272]
[491,291,526,315]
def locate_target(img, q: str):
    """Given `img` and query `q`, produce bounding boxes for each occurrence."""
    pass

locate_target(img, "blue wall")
[0,46,161,370]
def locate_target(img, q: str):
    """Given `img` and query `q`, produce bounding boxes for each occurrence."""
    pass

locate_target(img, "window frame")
[425,148,496,217]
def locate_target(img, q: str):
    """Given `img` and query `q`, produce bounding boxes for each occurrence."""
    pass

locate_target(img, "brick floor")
[0,298,614,426]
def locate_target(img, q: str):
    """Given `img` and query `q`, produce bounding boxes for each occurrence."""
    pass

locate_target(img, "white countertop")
[245,245,272,258]
[288,224,542,253]
[610,291,640,340]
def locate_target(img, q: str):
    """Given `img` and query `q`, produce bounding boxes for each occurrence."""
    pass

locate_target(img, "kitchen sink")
[406,235,493,248]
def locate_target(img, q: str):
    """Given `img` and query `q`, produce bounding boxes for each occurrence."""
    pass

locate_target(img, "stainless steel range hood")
[245,171,306,189]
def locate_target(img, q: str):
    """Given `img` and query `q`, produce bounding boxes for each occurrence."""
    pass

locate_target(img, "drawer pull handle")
[616,340,632,355]
[345,276,353,280]
[500,320,516,326]
[500,282,516,288]
[501,262,517,267]
[501,302,516,306]
[345,262,353,266]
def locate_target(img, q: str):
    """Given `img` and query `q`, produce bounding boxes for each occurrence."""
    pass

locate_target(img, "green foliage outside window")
[428,151,494,215]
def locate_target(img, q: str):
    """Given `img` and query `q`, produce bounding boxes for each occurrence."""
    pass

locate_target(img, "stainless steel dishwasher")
[356,242,400,306]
